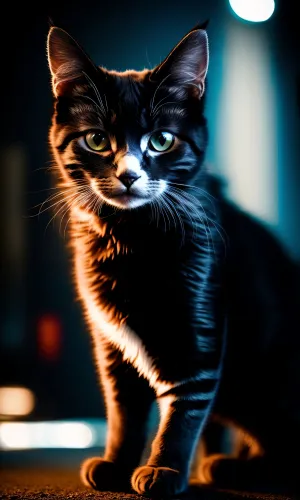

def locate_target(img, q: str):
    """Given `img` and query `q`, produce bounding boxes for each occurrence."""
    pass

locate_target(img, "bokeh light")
[0,421,103,449]
[0,387,35,417]
[229,0,275,22]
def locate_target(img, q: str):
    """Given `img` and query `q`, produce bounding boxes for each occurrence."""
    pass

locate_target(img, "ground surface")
[0,468,297,500]
[0,451,297,500]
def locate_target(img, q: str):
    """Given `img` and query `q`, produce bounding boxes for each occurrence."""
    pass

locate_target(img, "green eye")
[149,131,175,152]
[85,132,110,151]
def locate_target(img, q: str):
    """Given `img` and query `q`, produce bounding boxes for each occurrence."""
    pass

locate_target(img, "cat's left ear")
[151,27,209,98]
[47,27,97,98]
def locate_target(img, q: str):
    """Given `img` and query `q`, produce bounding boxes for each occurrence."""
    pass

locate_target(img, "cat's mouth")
[89,178,148,209]
[90,177,167,210]
[113,192,143,201]
[105,192,150,209]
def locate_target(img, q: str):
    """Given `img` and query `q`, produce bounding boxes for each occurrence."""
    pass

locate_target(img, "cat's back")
[216,195,300,420]
[221,199,300,347]
[206,175,300,347]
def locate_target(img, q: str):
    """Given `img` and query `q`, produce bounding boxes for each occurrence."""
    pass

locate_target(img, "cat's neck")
[69,200,220,272]
[70,203,193,267]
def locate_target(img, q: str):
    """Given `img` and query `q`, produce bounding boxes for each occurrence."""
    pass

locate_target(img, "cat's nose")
[117,172,141,189]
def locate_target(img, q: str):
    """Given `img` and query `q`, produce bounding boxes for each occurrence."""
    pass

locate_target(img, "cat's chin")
[102,194,150,210]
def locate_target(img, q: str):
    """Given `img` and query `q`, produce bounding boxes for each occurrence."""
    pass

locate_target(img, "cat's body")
[214,196,300,456]
[47,26,300,495]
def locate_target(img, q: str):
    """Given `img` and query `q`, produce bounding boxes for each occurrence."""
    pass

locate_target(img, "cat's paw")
[81,457,130,491]
[198,453,227,484]
[199,454,266,490]
[131,465,186,496]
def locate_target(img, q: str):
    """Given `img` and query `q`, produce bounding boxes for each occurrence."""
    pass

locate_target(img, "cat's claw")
[131,465,185,496]
[81,457,130,491]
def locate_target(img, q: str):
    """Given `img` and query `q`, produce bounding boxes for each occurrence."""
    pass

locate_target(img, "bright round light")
[229,0,275,22]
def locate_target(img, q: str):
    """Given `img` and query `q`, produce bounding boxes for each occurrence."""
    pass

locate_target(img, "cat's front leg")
[81,340,155,491]
[131,373,220,496]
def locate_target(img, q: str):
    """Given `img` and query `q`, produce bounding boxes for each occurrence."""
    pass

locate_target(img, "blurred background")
[0,0,299,469]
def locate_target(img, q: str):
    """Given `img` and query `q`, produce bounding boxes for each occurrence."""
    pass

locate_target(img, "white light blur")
[0,387,35,417]
[229,0,275,23]
[216,23,277,225]
[0,420,107,450]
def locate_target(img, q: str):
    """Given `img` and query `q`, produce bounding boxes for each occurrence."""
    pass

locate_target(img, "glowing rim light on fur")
[229,0,275,22]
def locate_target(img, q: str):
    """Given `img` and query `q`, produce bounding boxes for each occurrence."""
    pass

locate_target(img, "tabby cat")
[47,25,300,496]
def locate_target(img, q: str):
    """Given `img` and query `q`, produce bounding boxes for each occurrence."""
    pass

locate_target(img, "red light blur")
[37,314,62,361]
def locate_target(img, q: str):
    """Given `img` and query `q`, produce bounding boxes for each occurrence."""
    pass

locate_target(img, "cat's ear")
[47,27,97,98]
[151,28,209,98]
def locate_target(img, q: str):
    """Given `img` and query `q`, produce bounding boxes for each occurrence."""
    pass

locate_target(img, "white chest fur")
[75,248,172,396]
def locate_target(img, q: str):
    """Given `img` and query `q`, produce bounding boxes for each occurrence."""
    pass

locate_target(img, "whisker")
[29,182,87,206]
[59,202,74,237]
[43,191,88,226]
[82,95,106,121]
[43,198,72,236]
[58,187,94,235]
[160,196,176,230]
[155,195,168,233]
[57,192,91,231]
[168,190,199,241]
[179,189,227,251]
[162,193,186,246]
[103,94,109,115]
[63,213,73,240]
[168,185,226,243]
[152,101,179,118]
[150,73,172,116]
[82,72,107,118]
[28,185,89,217]
[152,95,175,116]
[167,181,217,204]
[86,195,98,236]
[27,186,63,195]
[167,195,187,246]
[167,188,213,252]
[62,192,95,239]
[30,165,60,173]
[154,200,160,229]
[149,200,155,225]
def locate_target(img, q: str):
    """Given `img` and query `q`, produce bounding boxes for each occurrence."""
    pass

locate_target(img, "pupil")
[93,133,104,146]
[158,133,166,146]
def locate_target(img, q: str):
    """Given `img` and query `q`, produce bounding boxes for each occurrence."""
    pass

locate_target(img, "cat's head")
[47,25,209,213]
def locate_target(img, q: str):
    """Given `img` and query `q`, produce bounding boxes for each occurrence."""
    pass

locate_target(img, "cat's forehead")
[57,65,188,137]
[99,69,152,128]
[104,68,150,108]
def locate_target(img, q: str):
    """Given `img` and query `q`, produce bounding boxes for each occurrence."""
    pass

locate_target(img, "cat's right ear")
[150,27,209,99]
[47,27,96,98]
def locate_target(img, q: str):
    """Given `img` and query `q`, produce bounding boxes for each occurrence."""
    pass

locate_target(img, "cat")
[46,24,300,496]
